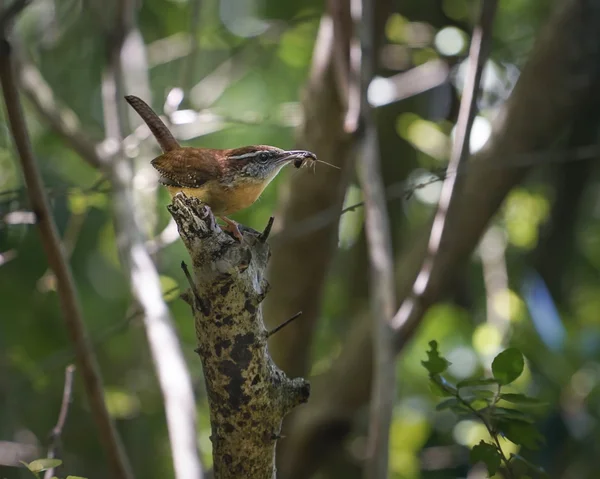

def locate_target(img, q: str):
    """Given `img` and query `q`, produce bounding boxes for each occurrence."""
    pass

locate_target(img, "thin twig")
[44,365,76,479]
[0,36,134,479]
[260,216,275,242]
[391,0,498,337]
[181,261,209,316]
[354,0,397,475]
[441,383,514,479]
[266,312,303,338]
[269,140,600,243]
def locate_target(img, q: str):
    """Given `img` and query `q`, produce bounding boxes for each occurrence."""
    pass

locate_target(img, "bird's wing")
[151,148,221,188]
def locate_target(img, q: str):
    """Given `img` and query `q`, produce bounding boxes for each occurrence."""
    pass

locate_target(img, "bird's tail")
[124,95,180,153]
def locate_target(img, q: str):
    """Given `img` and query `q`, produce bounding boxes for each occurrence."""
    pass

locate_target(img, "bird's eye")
[258,152,270,162]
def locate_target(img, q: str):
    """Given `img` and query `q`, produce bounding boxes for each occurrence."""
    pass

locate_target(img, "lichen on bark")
[167,193,310,479]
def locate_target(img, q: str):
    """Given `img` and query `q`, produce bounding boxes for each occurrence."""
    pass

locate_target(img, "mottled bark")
[168,194,310,479]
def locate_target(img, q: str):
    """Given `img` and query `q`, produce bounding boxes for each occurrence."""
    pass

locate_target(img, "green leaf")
[500,421,545,449]
[430,380,456,397]
[469,398,491,411]
[470,389,496,399]
[459,394,476,403]
[453,410,475,419]
[436,398,460,411]
[470,441,501,476]
[499,393,547,407]
[430,374,458,396]
[26,459,62,473]
[490,406,535,423]
[492,348,524,385]
[422,340,450,375]
[457,378,500,388]
[66,476,88,479]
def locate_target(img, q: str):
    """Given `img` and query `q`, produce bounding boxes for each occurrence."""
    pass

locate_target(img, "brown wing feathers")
[125,96,223,189]
[151,149,220,188]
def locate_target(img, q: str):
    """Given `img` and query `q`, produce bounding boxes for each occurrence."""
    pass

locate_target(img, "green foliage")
[470,441,501,476]
[423,342,548,478]
[421,340,451,375]
[22,458,62,474]
[499,393,547,407]
[492,348,525,385]
[21,458,88,479]
[500,420,545,450]
[457,378,499,388]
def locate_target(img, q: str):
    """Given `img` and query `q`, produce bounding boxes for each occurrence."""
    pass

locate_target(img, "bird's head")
[224,145,317,182]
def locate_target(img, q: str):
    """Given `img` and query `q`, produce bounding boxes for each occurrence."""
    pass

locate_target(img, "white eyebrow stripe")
[229,151,266,160]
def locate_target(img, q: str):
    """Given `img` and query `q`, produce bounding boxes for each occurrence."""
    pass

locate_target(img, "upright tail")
[124,95,180,153]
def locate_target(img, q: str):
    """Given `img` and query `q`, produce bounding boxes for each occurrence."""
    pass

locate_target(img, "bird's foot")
[219,216,244,242]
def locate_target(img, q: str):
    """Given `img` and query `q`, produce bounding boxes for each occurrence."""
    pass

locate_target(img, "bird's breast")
[166,180,267,216]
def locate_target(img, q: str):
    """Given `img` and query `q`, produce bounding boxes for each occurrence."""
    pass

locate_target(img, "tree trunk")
[168,194,310,479]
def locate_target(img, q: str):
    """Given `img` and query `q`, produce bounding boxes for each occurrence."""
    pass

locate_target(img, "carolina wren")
[124,95,317,240]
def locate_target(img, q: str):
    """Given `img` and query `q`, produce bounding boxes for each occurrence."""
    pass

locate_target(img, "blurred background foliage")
[1,0,599,478]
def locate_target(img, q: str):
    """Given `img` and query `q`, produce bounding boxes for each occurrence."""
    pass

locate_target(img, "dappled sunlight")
[503,188,551,249]
[491,289,526,324]
[397,113,450,162]
[104,387,141,420]
[435,27,468,56]
[473,323,503,357]
[453,420,489,448]
[2,0,599,478]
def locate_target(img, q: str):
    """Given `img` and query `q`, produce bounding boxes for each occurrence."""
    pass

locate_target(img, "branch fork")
[168,192,310,479]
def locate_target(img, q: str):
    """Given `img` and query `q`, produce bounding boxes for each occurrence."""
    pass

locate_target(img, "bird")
[124,95,317,241]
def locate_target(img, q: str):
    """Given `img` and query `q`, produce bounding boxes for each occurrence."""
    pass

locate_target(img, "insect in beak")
[282,150,340,170]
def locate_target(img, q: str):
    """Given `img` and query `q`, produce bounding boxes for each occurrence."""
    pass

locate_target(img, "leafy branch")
[422,341,549,478]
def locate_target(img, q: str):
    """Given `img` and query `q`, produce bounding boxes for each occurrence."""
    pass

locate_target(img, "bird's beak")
[276,150,317,165]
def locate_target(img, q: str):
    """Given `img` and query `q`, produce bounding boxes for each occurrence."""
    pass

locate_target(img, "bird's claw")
[220,216,244,242]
